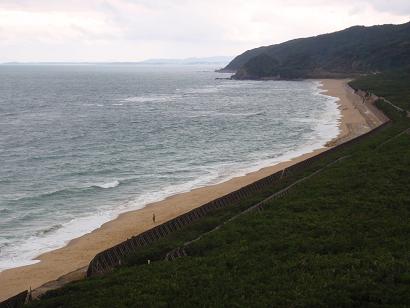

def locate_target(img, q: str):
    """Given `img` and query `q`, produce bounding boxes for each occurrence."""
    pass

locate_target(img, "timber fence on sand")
[86,119,391,276]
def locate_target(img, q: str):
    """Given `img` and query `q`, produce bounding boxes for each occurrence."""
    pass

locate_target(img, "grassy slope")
[350,70,410,111]
[30,73,410,307]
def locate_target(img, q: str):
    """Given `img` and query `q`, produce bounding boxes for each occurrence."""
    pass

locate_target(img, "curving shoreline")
[0,79,387,301]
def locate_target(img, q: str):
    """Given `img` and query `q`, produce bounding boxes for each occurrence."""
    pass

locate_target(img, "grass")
[349,69,410,111]
[29,72,410,307]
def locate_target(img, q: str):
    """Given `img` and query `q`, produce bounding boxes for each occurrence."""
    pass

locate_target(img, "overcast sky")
[0,0,409,62]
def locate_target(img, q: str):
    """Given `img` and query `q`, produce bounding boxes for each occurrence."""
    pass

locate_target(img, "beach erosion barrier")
[86,118,391,277]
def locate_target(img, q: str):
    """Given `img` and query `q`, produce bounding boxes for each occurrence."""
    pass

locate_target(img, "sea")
[0,64,340,271]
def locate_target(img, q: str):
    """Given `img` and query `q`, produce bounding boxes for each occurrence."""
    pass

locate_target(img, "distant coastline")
[1,56,233,66]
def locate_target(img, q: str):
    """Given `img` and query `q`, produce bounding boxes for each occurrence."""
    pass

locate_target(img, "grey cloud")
[367,0,410,15]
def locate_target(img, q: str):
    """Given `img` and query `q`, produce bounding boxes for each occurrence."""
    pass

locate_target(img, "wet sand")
[0,79,387,301]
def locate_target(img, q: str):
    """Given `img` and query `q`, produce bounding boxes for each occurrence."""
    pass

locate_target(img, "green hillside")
[350,69,410,111]
[28,71,410,307]
[222,22,410,79]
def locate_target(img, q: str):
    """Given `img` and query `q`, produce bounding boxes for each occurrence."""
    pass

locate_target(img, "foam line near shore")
[0,79,385,301]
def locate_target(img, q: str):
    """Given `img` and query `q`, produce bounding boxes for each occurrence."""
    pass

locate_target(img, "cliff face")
[222,22,410,80]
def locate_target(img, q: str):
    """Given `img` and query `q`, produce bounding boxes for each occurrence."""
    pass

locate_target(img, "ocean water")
[0,64,340,271]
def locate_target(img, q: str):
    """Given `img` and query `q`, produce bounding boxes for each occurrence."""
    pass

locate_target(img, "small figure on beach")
[152,213,156,223]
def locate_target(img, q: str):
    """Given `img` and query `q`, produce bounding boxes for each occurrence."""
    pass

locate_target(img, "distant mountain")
[220,21,410,80]
[139,56,233,66]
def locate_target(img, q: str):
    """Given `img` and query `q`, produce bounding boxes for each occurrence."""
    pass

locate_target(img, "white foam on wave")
[120,80,265,106]
[94,180,120,189]
[120,94,181,104]
[180,86,219,94]
[216,80,260,89]
[219,111,266,118]
[186,111,265,119]
[314,81,342,142]
[0,211,115,271]
[122,85,221,104]
[8,180,122,204]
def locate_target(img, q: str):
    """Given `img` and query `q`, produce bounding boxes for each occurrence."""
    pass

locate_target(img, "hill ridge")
[221,21,410,79]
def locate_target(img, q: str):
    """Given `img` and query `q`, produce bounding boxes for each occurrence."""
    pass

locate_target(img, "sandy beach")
[0,79,387,301]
